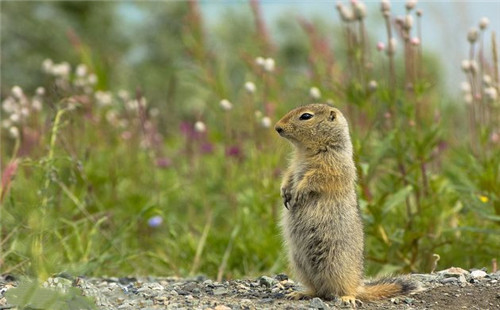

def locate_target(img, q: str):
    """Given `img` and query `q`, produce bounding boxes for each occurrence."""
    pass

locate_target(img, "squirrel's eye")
[299,113,314,120]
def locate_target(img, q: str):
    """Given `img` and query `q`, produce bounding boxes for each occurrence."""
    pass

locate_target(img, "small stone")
[310,297,329,309]
[441,277,458,284]
[404,297,415,304]
[259,276,277,288]
[214,306,231,310]
[391,297,399,304]
[471,270,487,279]
[275,274,288,281]
[213,287,228,295]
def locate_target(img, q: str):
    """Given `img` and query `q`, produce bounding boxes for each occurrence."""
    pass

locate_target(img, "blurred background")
[1,1,499,280]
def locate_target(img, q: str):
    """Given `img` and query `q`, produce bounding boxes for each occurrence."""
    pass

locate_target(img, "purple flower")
[226,145,242,158]
[148,215,163,228]
[200,142,214,154]
[155,157,172,168]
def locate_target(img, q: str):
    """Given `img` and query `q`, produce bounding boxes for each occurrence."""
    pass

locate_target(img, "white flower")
[2,98,16,113]
[9,127,19,139]
[42,59,53,73]
[461,59,471,72]
[387,38,397,55]
[485,87,498,102]
[95,91,113,106]
[36,87,45,96]
[219,99,233,111]
[88,74,98,85]
[405,0,417,11]
[126,100,139,111]
[264,58,275,72]
[52,62,71,77]
[309,87,321,99]
[483,75,492,86]
[460,81,471,93]
[32,98,42,111]
[255,57,265,66]
[194,121,206,133]
[404,15,413,30]
[245,82,256,94]
[467,28,479,43]
[353,1,366,20]
[368,80,378,92]
[337,4,354,22]
[380,0,391,12]
[11,86,23,99]
[254,110,263,119]
[20,107,30,117]
[149,107,160,118]
[76,64,87,77]
[261,116,272,128]
[118,90,129,101]
[479,17,489,30]
[9,113,20,123]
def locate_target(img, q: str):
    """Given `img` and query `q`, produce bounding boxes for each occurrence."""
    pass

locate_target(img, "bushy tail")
[355,276,420,301]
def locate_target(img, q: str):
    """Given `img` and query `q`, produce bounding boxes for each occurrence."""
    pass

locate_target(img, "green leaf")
[382,185,413,216]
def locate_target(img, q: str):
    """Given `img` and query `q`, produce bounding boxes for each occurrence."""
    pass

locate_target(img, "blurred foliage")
[0,1,499,282]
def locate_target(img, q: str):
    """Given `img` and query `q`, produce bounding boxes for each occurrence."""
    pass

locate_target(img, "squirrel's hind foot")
[286,291,314,300]
[339,295,362,308]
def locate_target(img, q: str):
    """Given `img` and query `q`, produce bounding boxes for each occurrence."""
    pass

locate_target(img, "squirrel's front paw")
[290,191,308,208]
[281,187,293,209]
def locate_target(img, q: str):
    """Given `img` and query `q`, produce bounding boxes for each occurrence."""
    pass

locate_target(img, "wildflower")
[9,113,20,123]
[478,195,488,203]
[336,3,354,22]
[467,28,479,43]
[148,215,163,228]
[380,0,390,13]
[11,86,23,99]
[484,87,498,102]
[353,1,366,20]
[226,145,242,158]
[482,75,492,86]
[261,116,272,128]
[376,42,385,51]
[479,17,489,30]
[309,87,321,99]
[2,98,16,113]
[194,121,206,133]
[255,110,263,119]
[149,107,160,118]
[460,82,471,93]
[118,90,129,101]
[52,62,71,77]
[263,58,275,72]
[155,157,172,168]
[244,81,256,94]
[95,91,113,106]
[42,58,54,73]
[405,0,417,11]
[491,131,499,143]
[88,74,98,85]
[76,64,87,77]
[126,100,139,111]
[368,80,378,92]
[404,15,413,30]
[20,107,30,117]
[387,38,397,55]
[220,99,233,111]
[35,87,45,96]
[255,56,265,66]
[200,142,214,154]
[411,37,420,46]
[9,126,19,139]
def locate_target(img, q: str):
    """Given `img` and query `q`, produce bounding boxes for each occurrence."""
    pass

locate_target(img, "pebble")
[259,276,277,288]
[310,297,329,309]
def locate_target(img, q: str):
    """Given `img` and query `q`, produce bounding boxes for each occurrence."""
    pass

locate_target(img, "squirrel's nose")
[275,126,284,134]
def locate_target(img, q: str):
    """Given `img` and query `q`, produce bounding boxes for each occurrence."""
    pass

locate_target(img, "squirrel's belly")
[281,200,364,296]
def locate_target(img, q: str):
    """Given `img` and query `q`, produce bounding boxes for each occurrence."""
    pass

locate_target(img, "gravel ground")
[1,267,499,309]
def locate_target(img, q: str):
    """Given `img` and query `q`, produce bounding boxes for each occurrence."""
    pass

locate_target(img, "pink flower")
[411,37,420,46]
[377,42,385,51]
[155,157,172,168]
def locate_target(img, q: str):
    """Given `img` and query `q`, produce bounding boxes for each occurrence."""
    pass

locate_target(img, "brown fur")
[275,104,418,303]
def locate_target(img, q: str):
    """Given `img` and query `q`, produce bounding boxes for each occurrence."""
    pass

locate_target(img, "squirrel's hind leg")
[286,290,315,300]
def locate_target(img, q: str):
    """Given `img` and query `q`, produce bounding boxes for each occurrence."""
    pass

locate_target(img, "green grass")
[1,1,499,281]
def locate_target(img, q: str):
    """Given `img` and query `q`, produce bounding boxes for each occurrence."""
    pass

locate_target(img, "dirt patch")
[1,269,499,309]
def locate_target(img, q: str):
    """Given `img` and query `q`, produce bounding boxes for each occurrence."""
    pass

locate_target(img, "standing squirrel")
[274,103,418,306]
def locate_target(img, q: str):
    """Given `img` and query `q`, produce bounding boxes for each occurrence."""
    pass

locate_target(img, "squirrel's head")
[275,103,352,155]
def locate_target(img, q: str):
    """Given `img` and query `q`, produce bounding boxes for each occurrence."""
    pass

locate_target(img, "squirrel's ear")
[329,110,336,121]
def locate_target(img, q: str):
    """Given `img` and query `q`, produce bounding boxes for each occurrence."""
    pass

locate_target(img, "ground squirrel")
[274,103,418,305]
